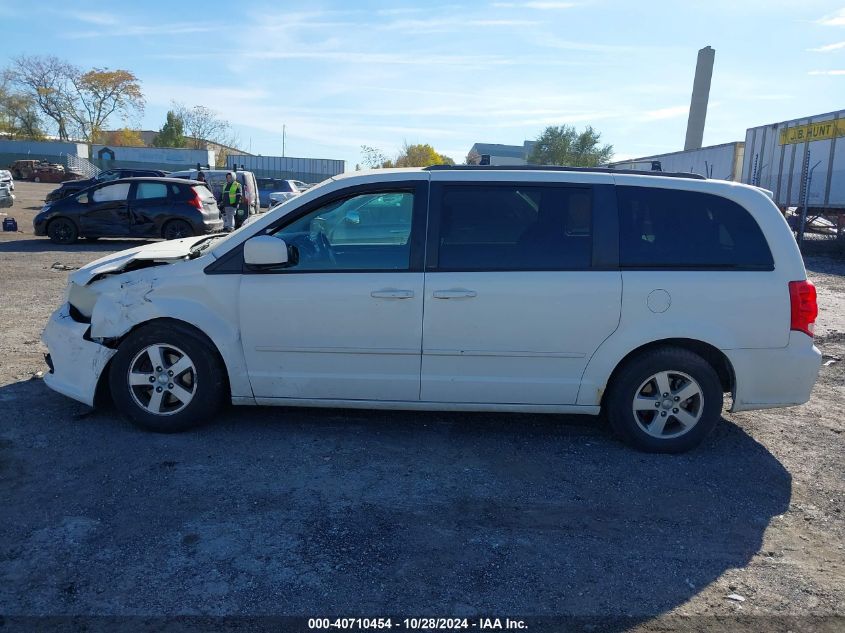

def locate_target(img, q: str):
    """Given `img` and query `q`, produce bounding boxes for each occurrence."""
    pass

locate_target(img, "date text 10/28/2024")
[308,618,528,630]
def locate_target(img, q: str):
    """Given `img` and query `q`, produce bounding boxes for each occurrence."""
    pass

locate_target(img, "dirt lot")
[0,181,843,631]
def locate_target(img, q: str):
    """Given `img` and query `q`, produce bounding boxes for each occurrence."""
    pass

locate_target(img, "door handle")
[371,289,415,299]
[432,289,477,299]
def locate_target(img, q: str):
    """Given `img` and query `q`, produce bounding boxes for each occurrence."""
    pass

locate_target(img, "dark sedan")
[45,168,168,202]
[34,178,223,244]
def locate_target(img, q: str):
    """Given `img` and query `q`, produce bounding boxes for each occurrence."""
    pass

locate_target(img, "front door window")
[271,191,414,271]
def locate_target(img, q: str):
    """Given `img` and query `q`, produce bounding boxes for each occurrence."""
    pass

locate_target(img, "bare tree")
[360,145,388,169]
[0,74,45,139]
[8,55,76,140]
[174,103,233,149]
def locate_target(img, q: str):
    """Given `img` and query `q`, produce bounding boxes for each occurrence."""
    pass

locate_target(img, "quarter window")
[271,191,414,271]
[437,185,593,270]
[617,187,774,269]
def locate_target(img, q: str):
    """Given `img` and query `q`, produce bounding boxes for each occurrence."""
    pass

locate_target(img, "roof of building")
[470,142,529,159]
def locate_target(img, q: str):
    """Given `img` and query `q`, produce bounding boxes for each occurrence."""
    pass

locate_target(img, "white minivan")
[41,166,821,452]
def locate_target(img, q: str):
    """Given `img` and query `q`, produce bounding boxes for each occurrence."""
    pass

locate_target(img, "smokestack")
[684,46,715,151]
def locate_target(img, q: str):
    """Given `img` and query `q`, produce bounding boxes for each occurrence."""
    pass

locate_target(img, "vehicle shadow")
[0,237,157,254]
[0,380,791,627]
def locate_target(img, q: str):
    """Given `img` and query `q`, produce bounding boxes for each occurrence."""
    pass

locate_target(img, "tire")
[605,347,723,453]
[47,218,79,245]
[162,219,194,240]
[34,176,41,183]
[108,322,226,433]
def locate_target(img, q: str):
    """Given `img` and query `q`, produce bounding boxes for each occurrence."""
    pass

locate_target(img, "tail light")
[789,280,818,337]
[188,190,204,211]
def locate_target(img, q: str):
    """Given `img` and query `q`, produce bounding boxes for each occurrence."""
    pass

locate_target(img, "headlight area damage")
[41,237,209,407]
[42,304,118,407]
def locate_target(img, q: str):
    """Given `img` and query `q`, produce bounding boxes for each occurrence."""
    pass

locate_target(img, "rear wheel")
[605,347,723,453]
[47,218,78,245]
[109,322,225,432]
[33,175,41,183]
[163,219,193,240]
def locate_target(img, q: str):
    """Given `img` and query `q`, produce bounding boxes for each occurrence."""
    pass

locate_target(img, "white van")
[41,166,821,452]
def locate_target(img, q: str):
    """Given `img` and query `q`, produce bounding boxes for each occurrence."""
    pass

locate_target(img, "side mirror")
[244,235,290,267]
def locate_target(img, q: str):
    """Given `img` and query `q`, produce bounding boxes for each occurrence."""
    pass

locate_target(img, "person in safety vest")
[219,172,242,232]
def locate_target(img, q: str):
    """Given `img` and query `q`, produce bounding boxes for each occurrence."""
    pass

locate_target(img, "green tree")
[393,143,452,167]
[528,125,613,167]
[152,110,186,147]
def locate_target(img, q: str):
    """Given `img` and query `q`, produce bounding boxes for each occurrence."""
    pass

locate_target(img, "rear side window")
[135,182,168,200]
[617,186,774,270]
[437,185,592,270]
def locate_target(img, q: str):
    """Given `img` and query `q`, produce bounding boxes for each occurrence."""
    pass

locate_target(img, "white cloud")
[493,1,577,8]
[818,8,845,26]
[65,23,217,38]
[808,69,845,75]
[72,11,120,26]
[640,105,689,121]
[808,41,845,52]
[533,33,639,53]
[378,16,540,32]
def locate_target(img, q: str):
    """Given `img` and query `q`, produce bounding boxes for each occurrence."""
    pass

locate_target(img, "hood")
[63,177,95,189]
[69,236,211,285]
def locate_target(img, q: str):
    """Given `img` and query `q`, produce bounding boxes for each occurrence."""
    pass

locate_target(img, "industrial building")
[467,141,536,166]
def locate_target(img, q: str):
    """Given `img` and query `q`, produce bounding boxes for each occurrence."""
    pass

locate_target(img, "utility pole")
[282,125,286,158]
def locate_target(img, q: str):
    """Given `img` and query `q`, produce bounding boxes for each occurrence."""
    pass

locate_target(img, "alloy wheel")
[631,370,704,439]
[127,344,197,416]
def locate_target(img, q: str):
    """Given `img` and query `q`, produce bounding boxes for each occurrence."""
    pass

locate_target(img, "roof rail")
[423,164,707,180]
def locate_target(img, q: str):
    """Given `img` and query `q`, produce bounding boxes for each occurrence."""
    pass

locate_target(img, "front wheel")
[108,322,225,432]
[605,347,723,453]
[47,218,78,244]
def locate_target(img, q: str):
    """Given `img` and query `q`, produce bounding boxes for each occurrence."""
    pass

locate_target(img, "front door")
[239,179,428,402]
[79,182,132,237]
[421,178,622,405]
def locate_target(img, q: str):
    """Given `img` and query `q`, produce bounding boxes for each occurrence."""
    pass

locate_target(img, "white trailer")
[741,109,845,212]
[607,142,744,181]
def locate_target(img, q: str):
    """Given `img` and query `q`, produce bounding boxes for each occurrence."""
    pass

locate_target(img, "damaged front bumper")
[42,304,116,407]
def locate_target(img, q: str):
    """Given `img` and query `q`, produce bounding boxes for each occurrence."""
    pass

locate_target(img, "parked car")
[32,164,83,183]
[0,169,14,191]
[33,177,222,244]
[0,183,14,209]
[10,159,42,180]
[46,169,168,202]
[256,178,299,207]
[267,180,303,207]
[169,169,259,226]
[41,165,821,453]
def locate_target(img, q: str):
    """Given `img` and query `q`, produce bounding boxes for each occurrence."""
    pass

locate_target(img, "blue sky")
[2,0,845,167]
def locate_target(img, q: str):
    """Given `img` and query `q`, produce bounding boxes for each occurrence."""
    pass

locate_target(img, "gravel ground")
[0,182,843,631]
